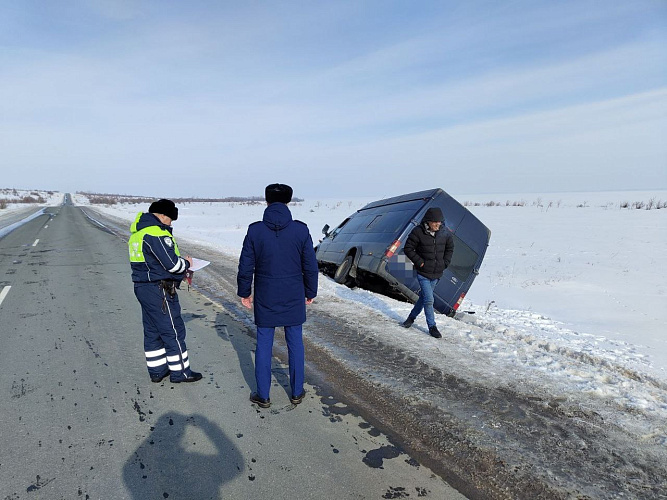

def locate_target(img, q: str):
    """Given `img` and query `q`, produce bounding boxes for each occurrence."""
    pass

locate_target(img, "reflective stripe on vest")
[129,222,181,263]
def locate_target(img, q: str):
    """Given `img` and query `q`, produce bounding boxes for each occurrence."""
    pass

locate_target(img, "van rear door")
[434,210,490,314]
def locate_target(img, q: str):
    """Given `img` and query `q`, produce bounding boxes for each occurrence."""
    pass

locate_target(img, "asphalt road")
[0,202,465,500]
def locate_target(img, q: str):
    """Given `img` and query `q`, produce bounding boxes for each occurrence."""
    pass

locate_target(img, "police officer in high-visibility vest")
[129,199,202,383]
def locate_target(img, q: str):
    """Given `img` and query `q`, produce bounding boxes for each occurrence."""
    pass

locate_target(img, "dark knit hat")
[423,207,444,223]
[149,199,178,221]
[265,183,293,204]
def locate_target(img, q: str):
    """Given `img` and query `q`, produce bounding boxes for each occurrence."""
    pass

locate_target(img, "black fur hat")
[149,199,178,221]
[265,184,293,204]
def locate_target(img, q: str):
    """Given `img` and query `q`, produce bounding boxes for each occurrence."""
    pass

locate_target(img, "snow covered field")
[73,191,666,361]
[69,190,667,444]
[3,190,666,448]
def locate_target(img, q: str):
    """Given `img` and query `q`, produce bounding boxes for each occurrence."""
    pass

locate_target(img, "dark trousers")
[134,282,191,379]
[255,325,304,400]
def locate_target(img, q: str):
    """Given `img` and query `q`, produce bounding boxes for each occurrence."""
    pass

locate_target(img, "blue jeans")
[255,325,304,400]
[408,274,440,328]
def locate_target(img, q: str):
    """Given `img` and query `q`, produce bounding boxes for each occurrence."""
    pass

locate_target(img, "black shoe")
[150,372,168,383]
[290,391,306,405]
[400,317,415,328]
[170,371,203,383]
[250,393,271,408]
[428,326,442,338]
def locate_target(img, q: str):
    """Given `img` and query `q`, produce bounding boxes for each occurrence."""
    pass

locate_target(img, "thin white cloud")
[0,1,665,196]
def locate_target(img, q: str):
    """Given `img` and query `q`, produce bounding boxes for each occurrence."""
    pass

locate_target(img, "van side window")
[366,215,383,230]
[338,214,372,234]
[448,234,479,282]
[364,210,414,234]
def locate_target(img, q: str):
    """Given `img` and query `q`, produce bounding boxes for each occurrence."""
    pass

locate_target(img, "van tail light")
[385,240,401,258]
[453,292,466,311]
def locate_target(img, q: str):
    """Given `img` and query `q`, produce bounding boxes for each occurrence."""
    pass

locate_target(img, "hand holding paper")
[189,257,210,272]
[184,257,210,286]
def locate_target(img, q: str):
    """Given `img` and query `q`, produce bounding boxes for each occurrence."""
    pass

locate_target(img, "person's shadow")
[214,310,291,398]
[123,413,242,499]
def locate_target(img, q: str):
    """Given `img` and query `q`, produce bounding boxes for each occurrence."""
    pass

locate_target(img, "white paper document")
[189,257,210,272]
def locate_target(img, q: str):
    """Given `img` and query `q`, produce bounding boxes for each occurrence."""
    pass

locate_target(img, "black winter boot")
[428,326,442,338]
[170,371,203,383]
[400,317,415,328]
[250,393,271,408]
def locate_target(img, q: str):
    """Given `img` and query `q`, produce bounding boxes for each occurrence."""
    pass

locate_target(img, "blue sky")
[1,0,665,198]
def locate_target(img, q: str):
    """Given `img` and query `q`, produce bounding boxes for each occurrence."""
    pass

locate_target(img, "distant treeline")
[463,198,666,210]
[79,192,304,205]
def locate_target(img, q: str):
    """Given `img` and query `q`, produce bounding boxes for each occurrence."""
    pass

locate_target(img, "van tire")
[334,256,354,285]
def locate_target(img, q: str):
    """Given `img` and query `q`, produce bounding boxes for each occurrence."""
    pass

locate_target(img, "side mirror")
[322,224,330,237]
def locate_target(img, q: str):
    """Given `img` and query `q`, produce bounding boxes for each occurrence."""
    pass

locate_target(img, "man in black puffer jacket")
[401,207,454,338]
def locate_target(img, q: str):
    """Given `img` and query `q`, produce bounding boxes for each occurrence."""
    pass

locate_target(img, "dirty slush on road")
[90,209,666,500]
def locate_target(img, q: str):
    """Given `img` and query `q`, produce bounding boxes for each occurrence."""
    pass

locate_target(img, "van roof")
[359,188,442,211]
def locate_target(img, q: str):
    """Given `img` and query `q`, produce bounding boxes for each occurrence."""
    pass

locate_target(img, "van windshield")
[330,218,350,238]
[448,234,479,282]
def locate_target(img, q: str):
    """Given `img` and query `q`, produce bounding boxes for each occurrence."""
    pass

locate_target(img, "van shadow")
[214,310,291,398]
[123,413,242,499]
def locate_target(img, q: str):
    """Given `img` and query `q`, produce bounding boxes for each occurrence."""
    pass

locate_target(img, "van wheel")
[334,256,354,285]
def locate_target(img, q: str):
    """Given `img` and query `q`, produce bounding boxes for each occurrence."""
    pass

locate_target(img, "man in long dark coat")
[237,184,318,408]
